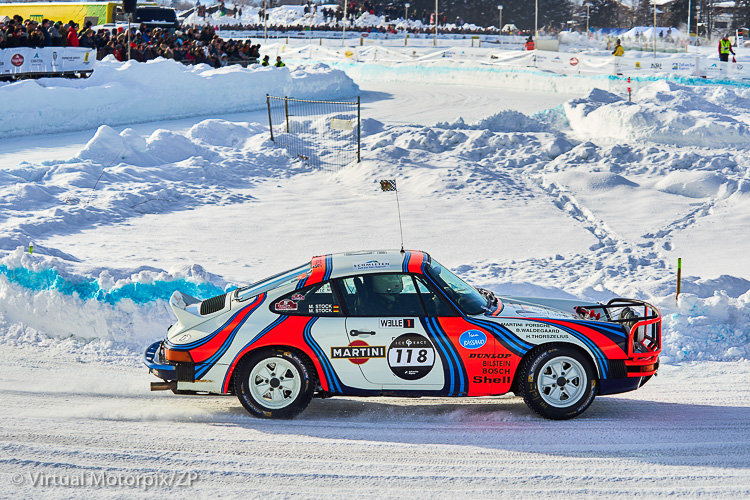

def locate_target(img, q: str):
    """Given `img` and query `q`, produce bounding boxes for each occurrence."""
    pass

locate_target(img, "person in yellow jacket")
[274,56,285,67]
[612,39,624,56]
[719,34,735,62]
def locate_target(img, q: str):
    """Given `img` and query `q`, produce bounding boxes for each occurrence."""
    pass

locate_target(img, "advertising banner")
[0,47,96,77]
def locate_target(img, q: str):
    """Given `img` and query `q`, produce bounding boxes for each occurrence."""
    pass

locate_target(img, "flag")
[380,180,397,192]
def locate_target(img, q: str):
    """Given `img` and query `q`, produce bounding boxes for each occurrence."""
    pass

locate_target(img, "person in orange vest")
[612,39,624,56]
[719,34,735,62]
[524,35,535,50]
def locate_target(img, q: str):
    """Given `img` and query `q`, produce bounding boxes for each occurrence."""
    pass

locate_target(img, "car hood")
[493,296,582,320]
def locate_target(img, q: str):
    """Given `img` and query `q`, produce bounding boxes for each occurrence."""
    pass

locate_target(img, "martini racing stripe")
[465,317,533,357]
[302,317,342,393]
[323,254,333,281]
[402,251,412,273]
[166,293,266,351]
[221,315,290,392]
[192,295,267,378]
[533,320,610,379]
[421,317,467,395]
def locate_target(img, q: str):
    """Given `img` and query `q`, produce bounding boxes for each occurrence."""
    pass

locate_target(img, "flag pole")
[395,188,404,253]
[380,180,405,253]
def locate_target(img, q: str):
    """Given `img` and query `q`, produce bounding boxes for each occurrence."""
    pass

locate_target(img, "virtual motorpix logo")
[11,471,199,490]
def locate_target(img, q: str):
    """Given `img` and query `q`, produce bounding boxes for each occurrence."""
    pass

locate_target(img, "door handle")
[350,330,376,336]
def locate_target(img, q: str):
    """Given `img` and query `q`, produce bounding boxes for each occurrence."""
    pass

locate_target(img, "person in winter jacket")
[274,55,285,67]
[524,36,535,50]
[719,34,735,62]
[261,55,270,66]
[67,23,80,47]
[612,39,624,56]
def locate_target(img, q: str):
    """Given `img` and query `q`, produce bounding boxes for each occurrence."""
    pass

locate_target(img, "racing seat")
[353,276,377,316]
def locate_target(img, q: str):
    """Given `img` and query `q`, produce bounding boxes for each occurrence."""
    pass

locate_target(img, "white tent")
[622,26,685,39]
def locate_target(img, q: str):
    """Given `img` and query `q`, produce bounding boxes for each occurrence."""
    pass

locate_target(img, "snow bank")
[558,81,750,147]
[0,58,358,138]
[0,249,233,347]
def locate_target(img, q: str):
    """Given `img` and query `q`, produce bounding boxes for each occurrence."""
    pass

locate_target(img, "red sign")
[274,299,298,312]
[11,54,24,67]
[569,57,579,66]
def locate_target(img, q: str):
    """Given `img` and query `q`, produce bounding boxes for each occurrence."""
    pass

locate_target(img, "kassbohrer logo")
[11,54,24,67]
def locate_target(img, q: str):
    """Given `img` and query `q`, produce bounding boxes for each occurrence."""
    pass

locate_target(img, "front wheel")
[518,345,597,420]
[234,348,316,419]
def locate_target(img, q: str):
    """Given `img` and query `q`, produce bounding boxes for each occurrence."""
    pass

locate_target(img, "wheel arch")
[511,341,601,395]
[224,344,322,394]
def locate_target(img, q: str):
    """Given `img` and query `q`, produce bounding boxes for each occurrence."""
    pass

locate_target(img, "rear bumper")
[143,340,177,381]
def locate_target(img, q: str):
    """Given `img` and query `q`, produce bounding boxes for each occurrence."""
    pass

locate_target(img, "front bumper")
[143,340,177,381]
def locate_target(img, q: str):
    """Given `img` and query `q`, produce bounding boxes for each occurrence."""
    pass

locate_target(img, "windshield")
[425,260,488,315]
[235,263,309,301]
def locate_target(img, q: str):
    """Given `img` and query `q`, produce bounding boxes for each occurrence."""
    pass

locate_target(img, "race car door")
[269,281,370,390]
[338,273,444,390]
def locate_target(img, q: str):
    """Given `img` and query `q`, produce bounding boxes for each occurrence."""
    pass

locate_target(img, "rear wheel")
[234,348,315,419]
[519,345,597,420]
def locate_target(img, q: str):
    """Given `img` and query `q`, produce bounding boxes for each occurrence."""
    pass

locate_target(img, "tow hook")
[151,381,177,391]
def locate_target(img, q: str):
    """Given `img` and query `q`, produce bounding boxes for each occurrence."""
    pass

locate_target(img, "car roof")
[307,250,432,282]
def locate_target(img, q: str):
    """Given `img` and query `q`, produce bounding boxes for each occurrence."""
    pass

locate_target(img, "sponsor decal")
[53,51,58,63]
[290,293,305,302]
[635,61,642,69]
[31,52,43,63]
[331,340,385,364]
[459,330,487,350]
[387,333,435,380]
[501,321,568,339]
[468,353,511,359]
[84,52,90,62]
[569,57,579,66]
[345,50,354,58]
[308,303,337,314]
[11,54,24,67]
[295,272,309,281]
[379,318,415,329]
[473,375,512,384]
[651,62,661,69]
[178,334,191,342]
[353,260,390,271]
[274,299,298,311]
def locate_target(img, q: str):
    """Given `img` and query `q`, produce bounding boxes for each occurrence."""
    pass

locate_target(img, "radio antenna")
[379,179,404,253]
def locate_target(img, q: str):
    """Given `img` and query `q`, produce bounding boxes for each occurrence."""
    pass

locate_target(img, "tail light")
[163,347,193,363]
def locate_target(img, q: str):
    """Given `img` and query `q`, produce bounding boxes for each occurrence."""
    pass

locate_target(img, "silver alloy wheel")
[248,357,302,409]
[537,356,587,408]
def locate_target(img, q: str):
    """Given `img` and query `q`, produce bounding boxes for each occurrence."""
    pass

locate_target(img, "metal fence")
[266,94,360,172]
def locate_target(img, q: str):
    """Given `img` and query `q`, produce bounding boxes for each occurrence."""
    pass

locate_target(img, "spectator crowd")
[1,14,264,68]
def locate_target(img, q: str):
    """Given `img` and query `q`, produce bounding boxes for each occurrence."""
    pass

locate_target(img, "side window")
[338,274,426,317]
[414,276,458,317]
[271,282,342,316]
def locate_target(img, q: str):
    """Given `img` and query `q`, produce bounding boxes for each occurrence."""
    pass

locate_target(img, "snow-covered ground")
[2,52,750,497]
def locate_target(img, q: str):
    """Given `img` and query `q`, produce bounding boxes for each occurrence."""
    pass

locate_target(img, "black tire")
[518,344,597,420]
[234,348,316,419]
